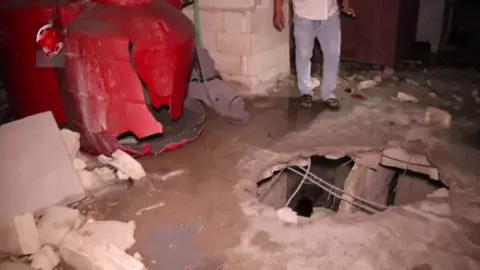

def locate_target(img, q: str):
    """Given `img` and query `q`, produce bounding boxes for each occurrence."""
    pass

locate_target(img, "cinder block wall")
[183,0,290,94]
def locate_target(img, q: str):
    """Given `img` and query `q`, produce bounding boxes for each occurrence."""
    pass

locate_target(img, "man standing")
[273,0,354,109]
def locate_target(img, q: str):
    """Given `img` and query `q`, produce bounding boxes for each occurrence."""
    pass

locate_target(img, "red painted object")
[0,0,87,124]
[63,0,196,156]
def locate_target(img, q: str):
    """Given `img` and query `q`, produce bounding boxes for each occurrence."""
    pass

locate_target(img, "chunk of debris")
[383,67,395,77]
[72,158,87,171]
[59,231,144,270]
[427,188,450,199]
[373,75,382,83]
[0,213,41,255]
[425,107,451,129]
[116,170,130,181]
[36,206,83,247]
[60,129,80,159]
[0,112,85,220]
[380,148,439,180]
[406,78,420,86]
[357,80,378,90]
[77,220,136,251]
[0,262,35,270]
[396,92,419,103]
[98,150,146,180]
[78,170,104,191]
[353,153,381,170]
[276,207,298,224]
[93,167,116,182]
[30,245,60,270]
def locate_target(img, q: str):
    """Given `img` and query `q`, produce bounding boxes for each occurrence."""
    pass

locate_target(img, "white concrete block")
[242,43,289,76]
[0,112,86,221]
[37,206,83,247]
[30,245,61,270]
[223,11,249,33]
[73,158,87,171]
[60,129,81,159]
[59,231,145,270]
[77,220,136,251]
[209,51,243,75]
[182,6,224,32]
[199,0,256,9]
[216,32,253,55]
[276,207,298,224]
[0,213,41,255]
[98,150,146,181]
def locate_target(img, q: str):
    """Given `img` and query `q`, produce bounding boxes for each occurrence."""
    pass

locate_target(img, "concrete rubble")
[0,206,144,270]
[98,150,146,181]
[0,112,148,269]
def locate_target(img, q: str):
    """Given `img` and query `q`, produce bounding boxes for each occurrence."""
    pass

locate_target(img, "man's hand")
[341,0,355,18]
[273,0,285,31]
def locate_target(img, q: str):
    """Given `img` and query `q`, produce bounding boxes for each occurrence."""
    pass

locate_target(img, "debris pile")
[60,129,147,192]
[0,112,148,269]
[0,206,145,270]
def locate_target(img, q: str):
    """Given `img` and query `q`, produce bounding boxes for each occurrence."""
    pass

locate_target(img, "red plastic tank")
[0,0,87,124]
[62,0,196,156]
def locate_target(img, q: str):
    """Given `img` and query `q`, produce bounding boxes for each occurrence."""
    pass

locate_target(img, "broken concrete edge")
[233,145,450,223]
[0,206,142,270]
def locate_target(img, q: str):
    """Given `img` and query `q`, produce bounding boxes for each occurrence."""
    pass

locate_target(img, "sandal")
[300,95,313,108]
[323,98,340,111]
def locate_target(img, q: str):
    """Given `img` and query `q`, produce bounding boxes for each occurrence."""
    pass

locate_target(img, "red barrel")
[63,0,196,155]
[0,0,87,124]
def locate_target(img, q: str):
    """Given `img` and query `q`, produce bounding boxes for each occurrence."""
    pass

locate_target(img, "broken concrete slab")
[0,213,41,255]
[30,245,60,270]
[337,164,393,214]
[352,152,381,170]
[0,262,35,270]
[60,129,80,159]
[425,107,452,129]
[59,231,145,270]
[77,219,136,251]
[381,148,439,180]
[357,80,378,90]
[0,112,86,221]
[37,206,83,247]
[98,150,146,180]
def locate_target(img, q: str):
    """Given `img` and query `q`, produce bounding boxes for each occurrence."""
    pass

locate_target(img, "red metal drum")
[62,0,196,156]
[0,0,87,124]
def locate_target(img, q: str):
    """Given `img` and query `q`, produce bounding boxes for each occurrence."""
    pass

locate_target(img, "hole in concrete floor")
[257,155,448,219]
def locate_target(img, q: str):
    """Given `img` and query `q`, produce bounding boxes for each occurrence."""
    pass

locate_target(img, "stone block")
[199,0,256,9]
[30,245,61,270]
[425,107,451,129]
[37,206,84,247]
[0,112,86,221]
[77,220,136,251]
[223,10,249,33]
[242,43,289,76]
[209,51,243,75]
[59,231,145,270]
[216,32,253,55]
[98,149,146,181]
[182,7,224,32]
[0,213,41,255]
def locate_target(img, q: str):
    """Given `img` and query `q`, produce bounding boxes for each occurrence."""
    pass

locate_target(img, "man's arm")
[273,0,285,31]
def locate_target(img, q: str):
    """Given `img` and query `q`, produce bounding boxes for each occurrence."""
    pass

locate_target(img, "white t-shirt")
[292,0,338,20]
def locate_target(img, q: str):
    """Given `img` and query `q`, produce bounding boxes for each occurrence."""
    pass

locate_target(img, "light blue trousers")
[294,12,341,100]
